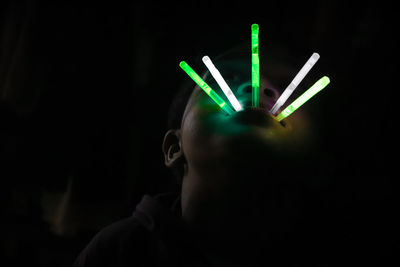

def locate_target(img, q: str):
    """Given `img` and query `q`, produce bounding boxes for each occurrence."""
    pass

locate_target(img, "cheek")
[181,108,210,148]
[181,109,214,168]
[181,174,201,222]
[181,100,230,152]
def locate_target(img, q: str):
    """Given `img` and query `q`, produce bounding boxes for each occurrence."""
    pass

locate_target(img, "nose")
[235,82,252,108]
[261,87,279,111]
[263,88,277,98]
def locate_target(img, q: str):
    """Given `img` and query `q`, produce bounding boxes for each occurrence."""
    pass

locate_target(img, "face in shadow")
[164,54,319,245]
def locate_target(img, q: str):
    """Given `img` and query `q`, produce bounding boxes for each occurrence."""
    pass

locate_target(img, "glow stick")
[251,24,260,107]
[202,56,243,111]
[270,53,320,114]
[275,76,330,121]
[179,61,234,115]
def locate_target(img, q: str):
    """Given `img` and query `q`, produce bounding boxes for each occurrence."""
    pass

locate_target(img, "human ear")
[162,129,184,168]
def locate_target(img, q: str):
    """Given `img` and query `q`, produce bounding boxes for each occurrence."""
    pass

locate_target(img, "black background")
[0,1,398,266]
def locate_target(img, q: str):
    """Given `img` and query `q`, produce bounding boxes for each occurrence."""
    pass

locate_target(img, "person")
[73,44,329,267]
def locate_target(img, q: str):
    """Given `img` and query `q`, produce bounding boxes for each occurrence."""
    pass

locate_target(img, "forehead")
[207,58,250,77]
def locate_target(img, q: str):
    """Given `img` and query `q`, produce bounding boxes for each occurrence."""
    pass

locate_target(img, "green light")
[251,23,260,107]
[179,61,234,115]
[275,76,330,121]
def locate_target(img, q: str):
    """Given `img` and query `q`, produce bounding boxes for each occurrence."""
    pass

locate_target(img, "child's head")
[164,43,318,180]
[162,43,322,241]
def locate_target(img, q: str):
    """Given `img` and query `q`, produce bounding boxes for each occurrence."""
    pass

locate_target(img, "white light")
[202,56,243,111]
[270,52,320,114]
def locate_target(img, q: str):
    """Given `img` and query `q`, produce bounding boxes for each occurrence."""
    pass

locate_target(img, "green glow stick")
[251,23,260,107]
[275,76,330,121]
[179,61,234,115]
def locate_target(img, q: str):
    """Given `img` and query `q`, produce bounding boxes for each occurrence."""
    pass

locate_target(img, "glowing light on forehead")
[270,52,320,114]
[179,61,235,115]
[275,76,330,121]
[251,24,260,107]
[202,56,243,112]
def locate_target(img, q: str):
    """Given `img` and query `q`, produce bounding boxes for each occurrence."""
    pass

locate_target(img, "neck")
[180,166,305,262]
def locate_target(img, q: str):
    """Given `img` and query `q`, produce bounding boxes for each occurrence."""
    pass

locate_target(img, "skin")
[163,57,317,265]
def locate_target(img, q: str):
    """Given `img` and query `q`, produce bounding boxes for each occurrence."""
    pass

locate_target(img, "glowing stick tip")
[251,24,259,32]
[312,52,320,60]
[321,76,330,84]
[202,55,210,62]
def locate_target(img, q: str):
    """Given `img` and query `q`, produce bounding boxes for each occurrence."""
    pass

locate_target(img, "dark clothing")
[73,189,399,266]
[73,192,206,267]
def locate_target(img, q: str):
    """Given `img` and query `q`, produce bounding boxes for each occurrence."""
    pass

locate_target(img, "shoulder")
[95,215,150,245]
[73,216,154,267]
[73,192,182,267]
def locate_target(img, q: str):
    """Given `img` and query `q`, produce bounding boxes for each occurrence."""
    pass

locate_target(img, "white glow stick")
[270,52,320,114]
[202,56,243,111]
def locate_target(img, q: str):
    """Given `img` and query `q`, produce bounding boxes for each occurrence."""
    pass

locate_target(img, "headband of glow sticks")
[179,23,330,120]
